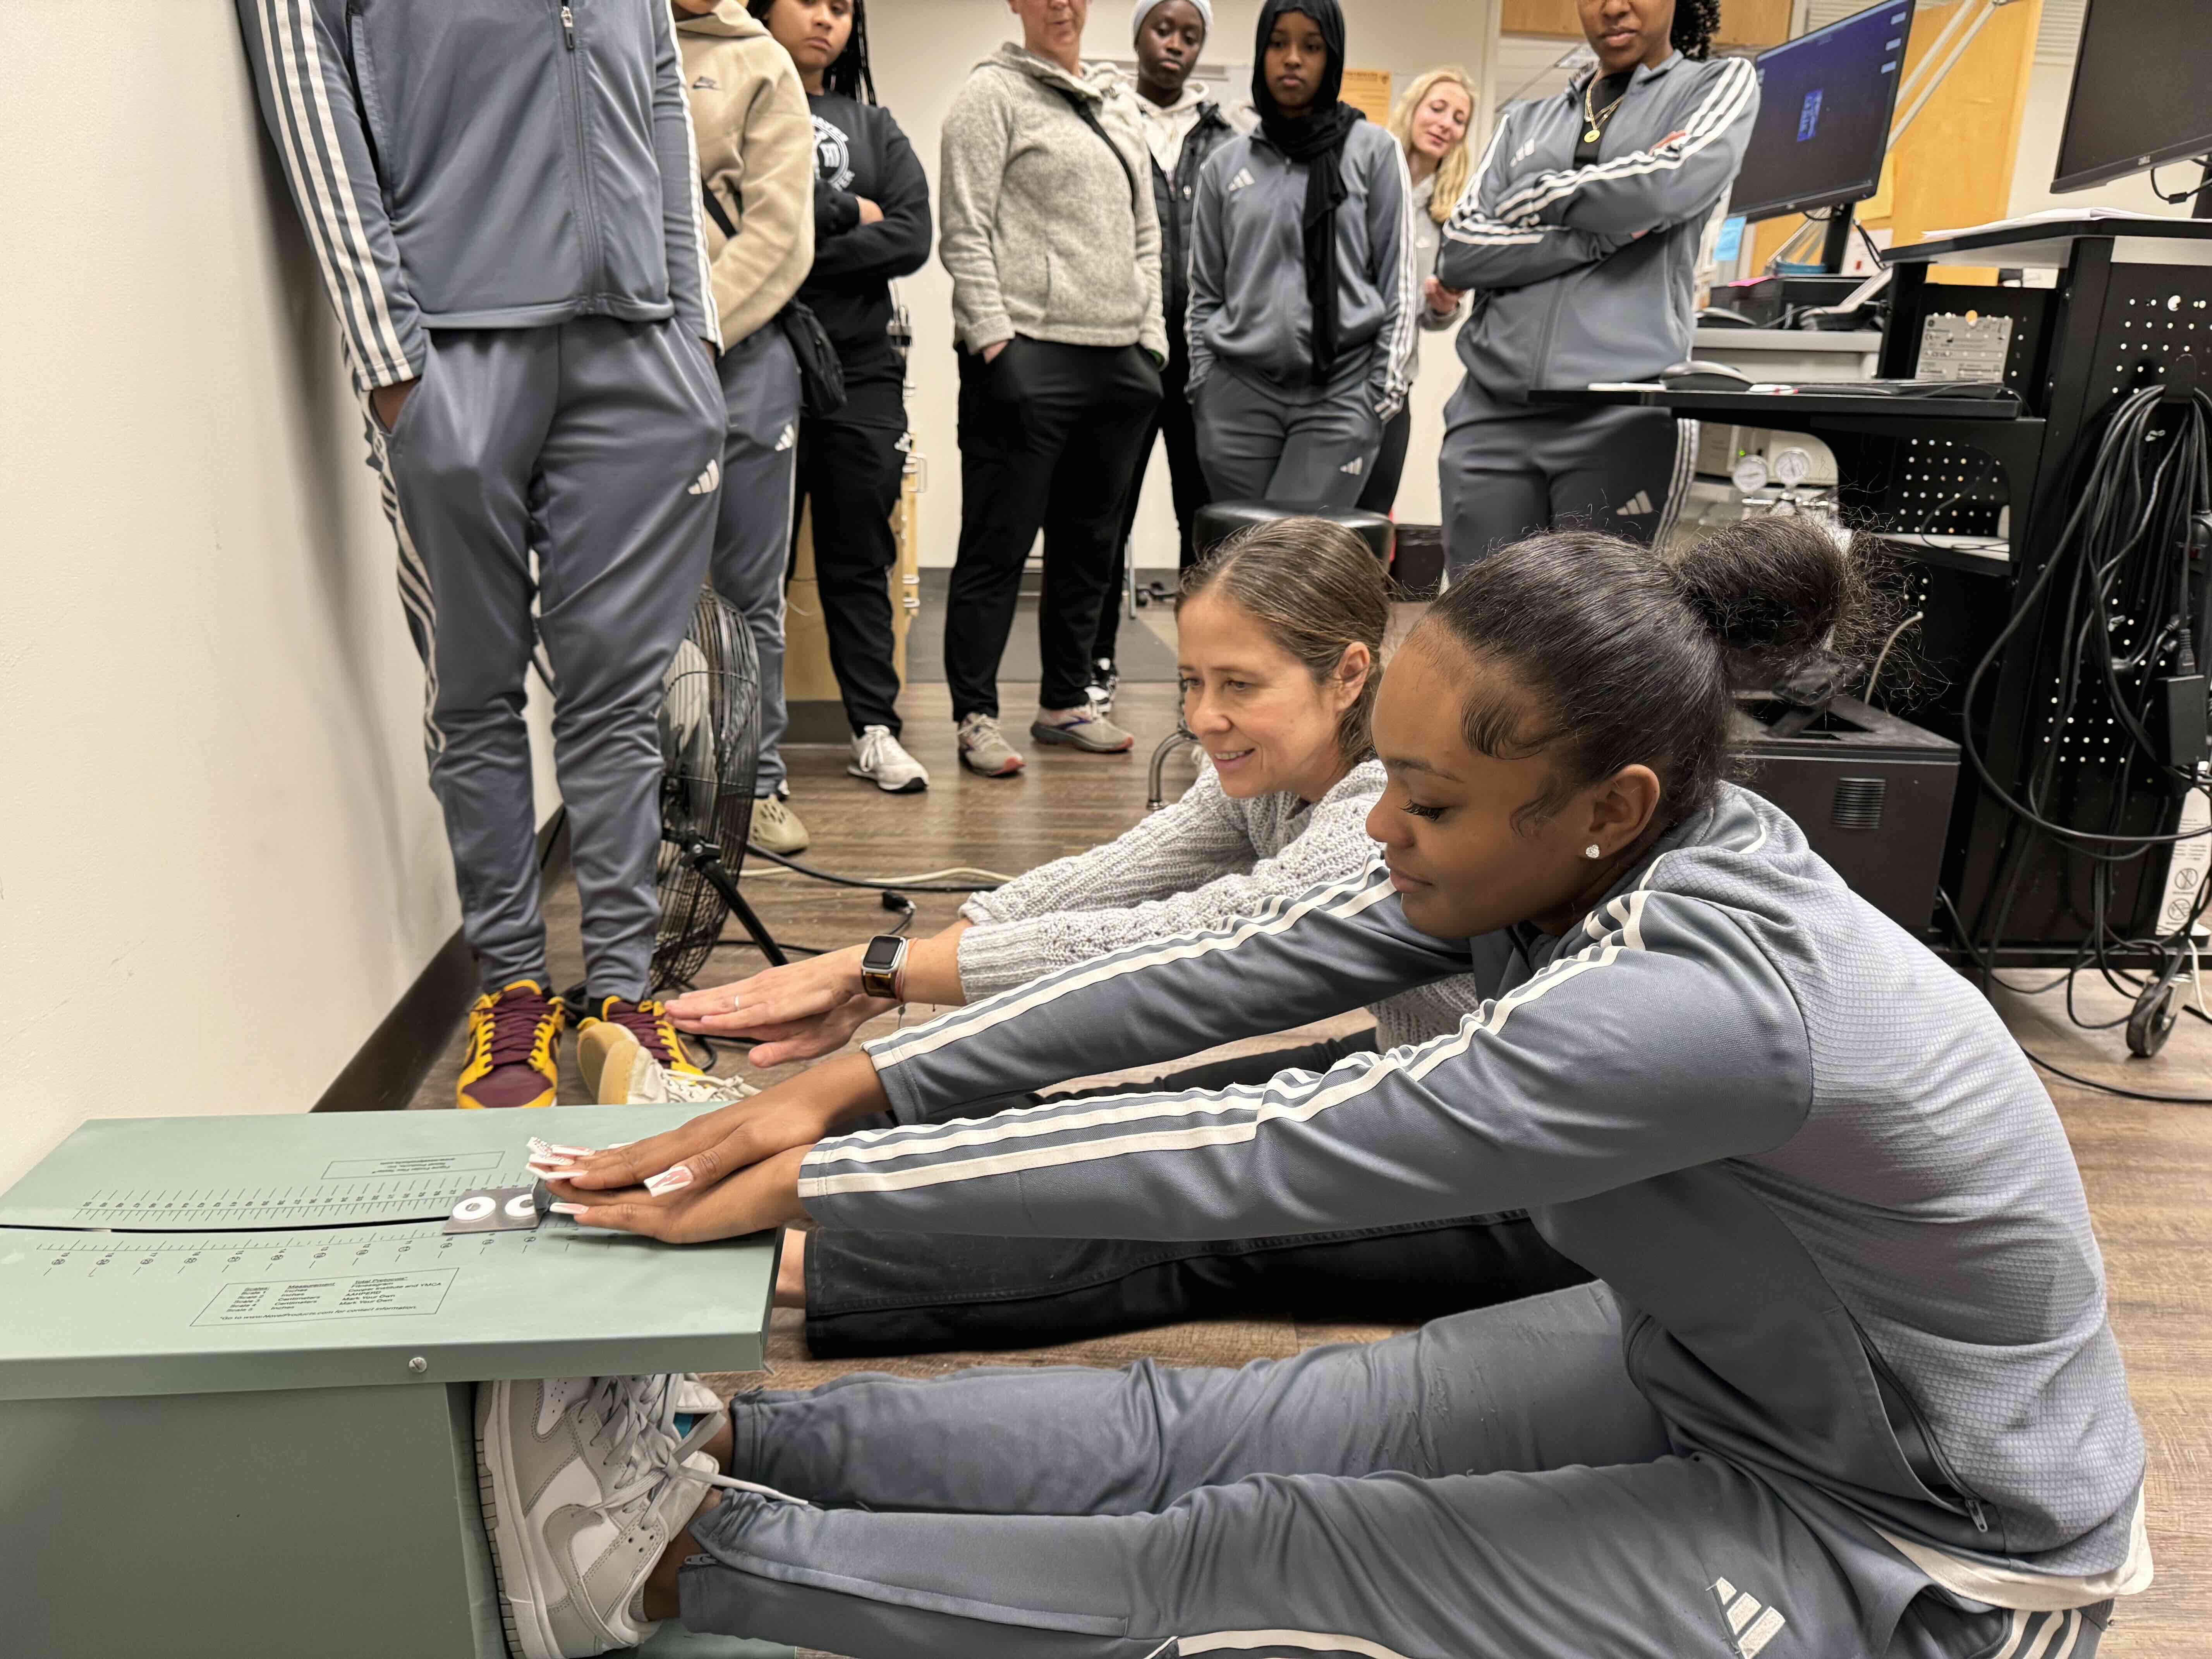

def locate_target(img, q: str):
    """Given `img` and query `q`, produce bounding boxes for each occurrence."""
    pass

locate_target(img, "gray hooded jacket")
[1437,52,1757,418]
[809,785,2150,1610]
[234,0,714,393]
[1187,120,1420,419]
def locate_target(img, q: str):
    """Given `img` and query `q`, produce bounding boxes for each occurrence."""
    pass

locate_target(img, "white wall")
[0,2,559,1190]
[868,0,1502,566]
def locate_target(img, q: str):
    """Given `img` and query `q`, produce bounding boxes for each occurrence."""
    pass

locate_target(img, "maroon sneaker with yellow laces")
[577,997,703,1103]
[455,980,566,1110]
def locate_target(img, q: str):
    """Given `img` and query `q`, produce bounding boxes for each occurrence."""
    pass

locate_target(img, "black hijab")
[1250,0,1360,384]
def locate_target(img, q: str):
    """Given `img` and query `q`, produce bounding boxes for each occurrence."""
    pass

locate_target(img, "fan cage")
[651,587,763,993]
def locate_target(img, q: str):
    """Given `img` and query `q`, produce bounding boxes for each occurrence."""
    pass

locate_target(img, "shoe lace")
[963,714,1004,745]
[857,727,891,767]
[583,1376,797,1516]
[602,1001,687,1070]
[479,990,555,1068]
[664,1070,759,1104]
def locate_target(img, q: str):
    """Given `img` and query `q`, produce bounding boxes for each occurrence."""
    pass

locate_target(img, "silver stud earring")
[1584,844,1603,860]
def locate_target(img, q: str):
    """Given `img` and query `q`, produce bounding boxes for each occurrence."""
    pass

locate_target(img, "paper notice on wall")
[1341,69,1394,125]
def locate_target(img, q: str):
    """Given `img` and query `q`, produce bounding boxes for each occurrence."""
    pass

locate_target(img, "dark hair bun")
[1665,514,1881,690]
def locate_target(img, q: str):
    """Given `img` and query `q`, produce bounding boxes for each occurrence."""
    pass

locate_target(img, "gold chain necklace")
[1582,76,1628,144]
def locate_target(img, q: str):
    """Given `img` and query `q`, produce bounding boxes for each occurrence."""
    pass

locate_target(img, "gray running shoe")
[475,1375,731,1659]
[957,712,1026,776]
[848,725,930,793]
[1030,705,1135,753]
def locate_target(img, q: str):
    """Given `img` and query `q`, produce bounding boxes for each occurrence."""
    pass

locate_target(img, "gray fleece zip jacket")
[957,758,1481,1048]
[938,45,1168,362]
[1437,51,1757,416]
[234,0,714,393]
[811,785,2150,1607]
[1187,122,1419,418]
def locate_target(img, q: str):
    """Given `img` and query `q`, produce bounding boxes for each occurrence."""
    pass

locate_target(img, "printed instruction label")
[320,1153,503,1181]
[192,1268,457,1326]
[2157,782,2212,937]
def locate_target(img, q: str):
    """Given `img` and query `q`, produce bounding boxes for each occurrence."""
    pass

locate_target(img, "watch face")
[862,937,903,974]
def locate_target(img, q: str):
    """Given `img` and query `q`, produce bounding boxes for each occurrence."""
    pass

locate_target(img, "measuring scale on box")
[0,1106,787,1659]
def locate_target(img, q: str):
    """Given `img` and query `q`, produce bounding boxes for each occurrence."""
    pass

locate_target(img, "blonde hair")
[1388,66,1477,224]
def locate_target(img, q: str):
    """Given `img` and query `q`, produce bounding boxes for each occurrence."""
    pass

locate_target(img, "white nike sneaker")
[475,1375,731,1659]
[847,725,929,794]
[576,1022,759,1108]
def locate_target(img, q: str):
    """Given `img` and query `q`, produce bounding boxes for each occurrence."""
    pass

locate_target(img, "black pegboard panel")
[1831,431,2009,538]
[2097,268,2211,408]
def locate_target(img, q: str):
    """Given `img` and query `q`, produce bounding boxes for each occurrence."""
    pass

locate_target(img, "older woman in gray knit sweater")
[653,518,1589,1355]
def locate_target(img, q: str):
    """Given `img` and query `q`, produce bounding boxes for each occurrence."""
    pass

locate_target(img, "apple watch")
[859,934,910,1003]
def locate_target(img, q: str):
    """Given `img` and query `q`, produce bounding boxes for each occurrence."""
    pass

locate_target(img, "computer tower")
[1733,693,1960,933]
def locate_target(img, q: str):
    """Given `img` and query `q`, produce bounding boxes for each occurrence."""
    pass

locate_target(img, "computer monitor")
[2051,0,2212,195]
[1728,1,1914,223]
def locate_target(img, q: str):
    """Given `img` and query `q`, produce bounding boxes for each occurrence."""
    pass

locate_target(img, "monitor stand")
[1819,203,1856,274]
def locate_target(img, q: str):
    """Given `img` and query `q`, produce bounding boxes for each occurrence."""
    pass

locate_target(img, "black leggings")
[803,1033,1594,1357]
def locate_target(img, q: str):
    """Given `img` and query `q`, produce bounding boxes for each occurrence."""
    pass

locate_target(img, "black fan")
[650,587,787,993]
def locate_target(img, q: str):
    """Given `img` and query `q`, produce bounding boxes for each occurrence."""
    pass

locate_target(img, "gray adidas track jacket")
[1436,52,1757,416]
[1187,122,1420,420]
[234,0,715,393]
[806,785,2148,1597]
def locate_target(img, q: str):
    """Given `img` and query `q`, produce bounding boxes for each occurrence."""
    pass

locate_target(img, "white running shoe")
[475,1376,732,1659]
[847,725,930,793]
[957,712,1025,777]
[577,1022,759,1108]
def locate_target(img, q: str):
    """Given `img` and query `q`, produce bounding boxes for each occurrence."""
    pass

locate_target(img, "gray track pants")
[367,317,721,998]
[680,1285,2090,1659]
[1438,397,1695,573]
[1192,366,1383,508]
[711,325,801,799]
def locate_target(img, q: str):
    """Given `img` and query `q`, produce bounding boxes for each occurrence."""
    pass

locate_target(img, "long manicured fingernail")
[548,1202,589,1216]
[644,1166,695,1197]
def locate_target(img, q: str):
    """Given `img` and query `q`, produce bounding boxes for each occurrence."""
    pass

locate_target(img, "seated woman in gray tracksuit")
[485,512,2150,1659]
[1185,0,1418,508]
[1436,0,1755,570]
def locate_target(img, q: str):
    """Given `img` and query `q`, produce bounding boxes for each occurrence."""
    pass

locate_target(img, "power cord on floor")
[742,843,1010,893]
[1937,888,2212,1105]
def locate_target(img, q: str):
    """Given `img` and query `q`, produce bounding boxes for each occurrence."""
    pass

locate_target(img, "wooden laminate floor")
[407,677,2212,1652]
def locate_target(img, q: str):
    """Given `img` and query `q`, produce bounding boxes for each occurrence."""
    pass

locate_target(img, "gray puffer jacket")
[234,0,714,392]
[1437,52,1757,419]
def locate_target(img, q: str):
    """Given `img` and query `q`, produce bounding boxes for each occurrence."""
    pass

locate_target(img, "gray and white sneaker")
[577,1023,759,1108]
[957,712,1025,777]
[475,1375,732,1659]
[1030,703,1135,754]
[847,725,929,794]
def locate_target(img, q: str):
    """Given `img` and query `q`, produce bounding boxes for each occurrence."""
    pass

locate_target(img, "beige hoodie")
[676,1,814,349]
[938,44,1167,361]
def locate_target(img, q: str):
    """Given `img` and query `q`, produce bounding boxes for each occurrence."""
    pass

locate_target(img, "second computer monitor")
[1728,0,1914,223]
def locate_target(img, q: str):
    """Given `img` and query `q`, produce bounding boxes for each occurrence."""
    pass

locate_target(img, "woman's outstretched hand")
[529,1052,890,1227]
[551,1145,814,1244]
[666,945,888,1066]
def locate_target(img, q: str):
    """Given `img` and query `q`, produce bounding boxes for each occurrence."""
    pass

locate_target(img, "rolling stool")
[1149,501,1395,809]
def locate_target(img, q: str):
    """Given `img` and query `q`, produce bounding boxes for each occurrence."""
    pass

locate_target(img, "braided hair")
[746,0,877,103]
[1670,0,1721,61]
